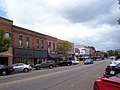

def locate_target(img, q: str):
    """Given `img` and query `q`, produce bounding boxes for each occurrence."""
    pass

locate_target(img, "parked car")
[104,63,120,77]
[83,58,93,65]
[94,73,120,90]
[35,60,56,70]
[57,60,72,66]
[110,58,120,66]
[12,63,32,73]
[70,60,80,65]
[0,64,14,76]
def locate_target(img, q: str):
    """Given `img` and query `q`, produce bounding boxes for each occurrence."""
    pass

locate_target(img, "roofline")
[0,17,13,22]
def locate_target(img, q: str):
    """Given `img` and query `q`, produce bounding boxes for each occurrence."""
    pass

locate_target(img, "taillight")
[94,82,100,90]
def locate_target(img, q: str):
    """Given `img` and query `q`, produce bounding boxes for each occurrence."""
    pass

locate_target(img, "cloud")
[0,0,120,51]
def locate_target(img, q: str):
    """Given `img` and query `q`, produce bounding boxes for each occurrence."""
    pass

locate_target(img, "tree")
[58,40,73,60]
[0,27,10,52]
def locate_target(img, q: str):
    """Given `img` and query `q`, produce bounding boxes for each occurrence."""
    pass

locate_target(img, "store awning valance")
[48,53,60,58]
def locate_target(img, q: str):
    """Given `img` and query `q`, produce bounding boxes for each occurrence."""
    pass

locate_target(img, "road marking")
[0,60,107,87]
[0,68,74,87]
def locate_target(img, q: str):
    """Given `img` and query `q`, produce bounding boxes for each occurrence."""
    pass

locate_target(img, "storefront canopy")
[0,52,13,57]
[48,53,60,58]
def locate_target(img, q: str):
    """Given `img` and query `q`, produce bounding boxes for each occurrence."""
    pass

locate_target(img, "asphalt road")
[0,60,110,90]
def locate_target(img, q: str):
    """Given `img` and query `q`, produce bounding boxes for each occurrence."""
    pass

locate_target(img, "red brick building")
[0,17,59,66]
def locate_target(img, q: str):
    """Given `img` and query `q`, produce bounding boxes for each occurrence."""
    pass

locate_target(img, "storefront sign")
[34,50,47,58]
[14,49,33,58]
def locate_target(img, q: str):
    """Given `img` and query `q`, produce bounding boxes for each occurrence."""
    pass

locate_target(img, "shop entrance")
[0,57,8,65]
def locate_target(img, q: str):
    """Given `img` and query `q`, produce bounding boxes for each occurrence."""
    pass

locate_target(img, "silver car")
[12,63,32,73]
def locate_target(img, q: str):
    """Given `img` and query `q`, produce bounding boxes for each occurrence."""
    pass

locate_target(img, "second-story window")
[41,40,44,49]
[53,43,55,50]
[26,36,29,48]
[36,39,39,49]
[5,32,10,38]
[19,35,22,47]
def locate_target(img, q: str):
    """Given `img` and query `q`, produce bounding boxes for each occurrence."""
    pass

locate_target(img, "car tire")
[49,65,53,69]
[2,71,7,76]
[36,66,40,70]
[23,68,29,72]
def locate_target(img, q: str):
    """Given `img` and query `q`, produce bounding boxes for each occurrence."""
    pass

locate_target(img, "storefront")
[34,50,47,65]
[48,53,60,63]
[13,48,47,66]
[14,48,34,65]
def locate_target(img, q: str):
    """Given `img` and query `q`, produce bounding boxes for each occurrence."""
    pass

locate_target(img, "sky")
[0,0,120,51]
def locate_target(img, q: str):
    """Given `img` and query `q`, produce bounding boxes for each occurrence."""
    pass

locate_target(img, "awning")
[48,53,60,58]
[0,52,13,57]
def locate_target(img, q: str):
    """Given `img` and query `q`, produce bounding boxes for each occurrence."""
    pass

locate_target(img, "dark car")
[84,58,93,65]
[57,60,72,66]
[0,64,14,76]
[104,63,120,77]
[94,73,120,90]
[35,60,56,70]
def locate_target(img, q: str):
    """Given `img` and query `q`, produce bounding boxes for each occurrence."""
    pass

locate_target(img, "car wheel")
[2,71,7,76]
[36,66,41,70]
[23,68,29,72]
[49,65,53,69]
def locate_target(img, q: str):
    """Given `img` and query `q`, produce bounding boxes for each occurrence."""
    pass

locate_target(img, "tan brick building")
[0,17,59,66]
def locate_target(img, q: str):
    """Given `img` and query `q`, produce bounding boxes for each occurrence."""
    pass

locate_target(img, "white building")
[75,45,90,60]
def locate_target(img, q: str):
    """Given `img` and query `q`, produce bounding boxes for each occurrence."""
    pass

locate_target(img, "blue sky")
[0,0,120,51]
[0,9,6,17]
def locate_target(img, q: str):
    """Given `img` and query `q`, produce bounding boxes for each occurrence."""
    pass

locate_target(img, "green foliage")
[58,40,73,60]
[58,40,72,53]
[0,27,10,52]
[118,19,120,25]
[106,50,119,57]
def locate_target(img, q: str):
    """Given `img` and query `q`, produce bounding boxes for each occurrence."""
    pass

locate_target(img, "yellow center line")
[0,68,74,87]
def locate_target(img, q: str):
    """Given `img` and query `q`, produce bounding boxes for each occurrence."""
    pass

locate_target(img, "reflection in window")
[36,39,39,49]
[26,36,29,48]
[19,35,22,47]
[41,40,44,49]
[53,43,55,50]
[5,32,10,38]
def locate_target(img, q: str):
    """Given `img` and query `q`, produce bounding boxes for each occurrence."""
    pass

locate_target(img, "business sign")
[14,48,33,58]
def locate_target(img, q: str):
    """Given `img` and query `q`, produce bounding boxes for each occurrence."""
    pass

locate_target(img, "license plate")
[110,71,115,74]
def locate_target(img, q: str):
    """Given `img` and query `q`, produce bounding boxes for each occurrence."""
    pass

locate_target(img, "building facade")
[0,17,59,66]
[75,45,96,60]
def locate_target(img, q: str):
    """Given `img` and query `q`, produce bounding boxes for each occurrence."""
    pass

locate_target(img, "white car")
[110,59,120,66]
[71,60,80,65]
[12,63,32,73]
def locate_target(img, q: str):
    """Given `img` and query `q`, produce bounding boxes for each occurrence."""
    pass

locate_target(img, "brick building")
[0,17,59,66]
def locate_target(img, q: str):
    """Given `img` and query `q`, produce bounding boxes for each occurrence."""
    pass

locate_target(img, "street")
[0,60,110,90]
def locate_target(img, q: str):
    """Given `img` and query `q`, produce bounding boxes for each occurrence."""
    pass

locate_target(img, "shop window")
[19,35,22,47]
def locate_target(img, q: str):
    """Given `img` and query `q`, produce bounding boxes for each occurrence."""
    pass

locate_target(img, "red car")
[94,73,120,90]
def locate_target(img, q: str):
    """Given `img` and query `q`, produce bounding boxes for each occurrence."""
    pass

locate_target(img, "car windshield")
[41,61,46,64]
[85,59,91,61]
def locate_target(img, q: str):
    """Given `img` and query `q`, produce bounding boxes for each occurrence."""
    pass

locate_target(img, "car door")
[13,63,23,72]
[40,61,46,68]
